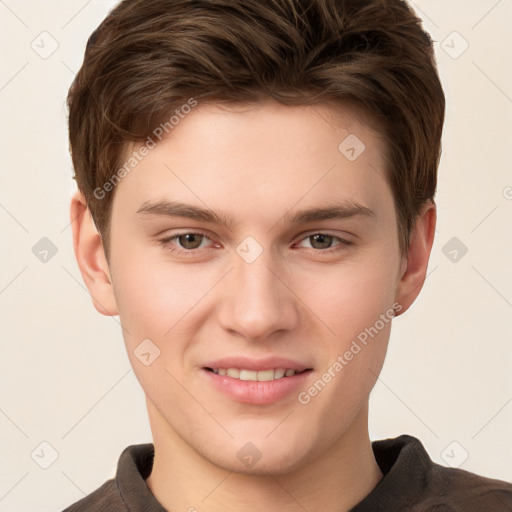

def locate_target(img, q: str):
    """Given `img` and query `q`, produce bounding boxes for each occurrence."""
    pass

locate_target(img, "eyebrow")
[136,199,377,228]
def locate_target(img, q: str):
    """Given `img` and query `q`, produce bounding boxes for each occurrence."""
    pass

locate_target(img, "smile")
[205,367,309,381]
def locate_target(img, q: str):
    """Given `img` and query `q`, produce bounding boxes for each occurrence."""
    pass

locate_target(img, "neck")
[145,400,383,512]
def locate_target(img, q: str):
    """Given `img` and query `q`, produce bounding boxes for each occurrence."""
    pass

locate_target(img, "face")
[105,101,407,474]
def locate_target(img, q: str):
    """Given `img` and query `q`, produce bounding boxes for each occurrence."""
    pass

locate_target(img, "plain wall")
[0,1,511,511]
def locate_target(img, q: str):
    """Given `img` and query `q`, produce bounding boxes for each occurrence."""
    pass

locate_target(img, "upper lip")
[202,356,312,372]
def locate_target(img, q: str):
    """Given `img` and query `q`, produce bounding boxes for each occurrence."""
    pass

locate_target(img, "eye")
[158,231,353,256]
[296,233,353,252]
[158,232,215,254]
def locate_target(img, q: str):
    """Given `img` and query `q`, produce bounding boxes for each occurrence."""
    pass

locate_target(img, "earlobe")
[394,201,436,316]
[70,190,118,316]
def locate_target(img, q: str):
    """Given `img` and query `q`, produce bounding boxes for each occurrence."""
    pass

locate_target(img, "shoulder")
[61,478,125,512]
[419,462,512,511]
[60,443,156,512]
[369,435,512,512]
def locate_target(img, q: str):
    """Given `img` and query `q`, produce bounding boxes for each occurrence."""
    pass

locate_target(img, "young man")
[63,0,512,510]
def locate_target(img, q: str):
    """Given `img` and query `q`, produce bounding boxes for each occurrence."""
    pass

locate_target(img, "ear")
[70,190,118,316]
[394,200,436,316]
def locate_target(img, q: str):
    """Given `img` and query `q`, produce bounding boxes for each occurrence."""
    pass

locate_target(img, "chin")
[197,433,313,476]
[214,450,307,476]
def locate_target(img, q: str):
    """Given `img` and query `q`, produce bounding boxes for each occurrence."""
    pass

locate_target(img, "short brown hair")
[67,0,445,259]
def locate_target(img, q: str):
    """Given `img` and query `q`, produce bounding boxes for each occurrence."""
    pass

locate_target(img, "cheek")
[292,254,398,340]
[290,253,397,410]
[111,247,205,336]
[110,252,206,405]
[109,248,222,394]
[296,266,394,435]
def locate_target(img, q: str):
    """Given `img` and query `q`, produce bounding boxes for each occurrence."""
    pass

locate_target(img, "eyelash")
[158,231,353,256]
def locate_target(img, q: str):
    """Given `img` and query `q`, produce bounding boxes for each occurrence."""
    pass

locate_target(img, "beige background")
[1,1,511,511]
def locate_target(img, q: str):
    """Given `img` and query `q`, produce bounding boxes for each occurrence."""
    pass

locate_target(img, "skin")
[71,100,436,512]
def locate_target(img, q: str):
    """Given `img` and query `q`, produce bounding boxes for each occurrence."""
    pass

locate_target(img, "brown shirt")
[62,434,512,511]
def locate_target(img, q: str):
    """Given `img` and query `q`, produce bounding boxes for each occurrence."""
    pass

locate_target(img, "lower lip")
[202,369,313,405]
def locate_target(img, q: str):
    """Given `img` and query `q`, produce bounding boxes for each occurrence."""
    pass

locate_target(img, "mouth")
[201,363,314,405]
[204,367,311,382]
[205,367,312,382]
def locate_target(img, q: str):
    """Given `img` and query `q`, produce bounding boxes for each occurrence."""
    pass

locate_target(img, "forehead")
[111,100,393,227]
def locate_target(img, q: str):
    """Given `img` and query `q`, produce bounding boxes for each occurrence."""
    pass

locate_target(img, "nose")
[217,250,300,342]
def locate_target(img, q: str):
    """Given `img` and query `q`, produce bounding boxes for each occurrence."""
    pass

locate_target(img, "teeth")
[274,368,286,379]
[211,368,299,381]
[256,369,275,381]
[240,369,258,381]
